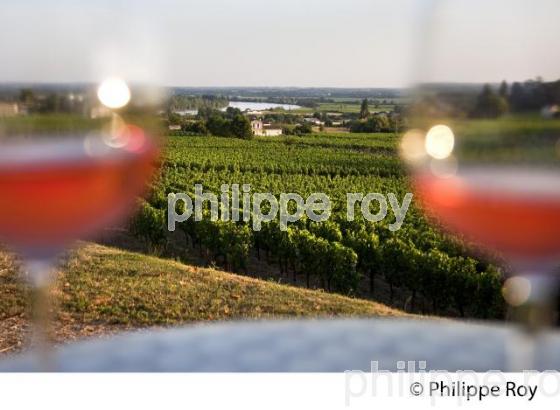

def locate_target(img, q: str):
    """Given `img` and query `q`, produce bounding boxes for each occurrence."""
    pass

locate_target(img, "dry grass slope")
[0,243,409,354]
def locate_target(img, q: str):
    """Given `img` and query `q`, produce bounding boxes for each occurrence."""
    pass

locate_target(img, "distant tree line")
[167,94,229,111]
[282,122,313,136]
[170,107,253,140]
[349,115,395,133]
[508,79,560,111]
[261,112,301,124]
[470,84,509,118]
[472,79,560,118]
[16,88,87,114]
[413,78,560,119]
[345,99,402,133]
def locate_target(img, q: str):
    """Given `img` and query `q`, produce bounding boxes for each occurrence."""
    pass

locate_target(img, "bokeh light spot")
[502,276,532,307]
[400,129,426,163]
[425,125,455,160]
[97,78,131,109]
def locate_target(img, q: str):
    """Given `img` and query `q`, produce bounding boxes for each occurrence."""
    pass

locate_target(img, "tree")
[230,114,253,139]
[498,80,509,98]
[224,107,243,119]
[349,114,392,133]
[359,98,370,119]
[471,84,508,118]
[293,123,312,135]
[201,110,253,140]
[182,120,208,135]
[167,111,183,126]
[509,82,526,111]
[197,106,216,120]
[19,88,35,105]
[206,115,230,137]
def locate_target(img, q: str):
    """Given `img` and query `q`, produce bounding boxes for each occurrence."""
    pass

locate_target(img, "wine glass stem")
[508,272,558,371]
[25,260,55,371]
[31,283,53,370]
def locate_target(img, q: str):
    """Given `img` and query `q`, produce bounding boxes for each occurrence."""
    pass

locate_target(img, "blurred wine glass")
[0,6,164,367]
[402,0,560,369]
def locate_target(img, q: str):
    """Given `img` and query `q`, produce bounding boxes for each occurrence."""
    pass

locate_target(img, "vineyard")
[132,133,505,319]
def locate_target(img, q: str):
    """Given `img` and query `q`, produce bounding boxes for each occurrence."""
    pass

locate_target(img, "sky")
[0,0,559,88]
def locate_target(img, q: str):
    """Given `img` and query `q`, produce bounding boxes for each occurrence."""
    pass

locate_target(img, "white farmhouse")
[251,119,283,136]
[304,117,324,126]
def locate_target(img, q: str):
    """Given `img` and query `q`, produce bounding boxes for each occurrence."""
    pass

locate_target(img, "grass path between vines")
[0,243,410,356]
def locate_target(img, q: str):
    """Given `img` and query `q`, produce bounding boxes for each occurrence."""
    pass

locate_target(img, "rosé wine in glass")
[0,126,159,257]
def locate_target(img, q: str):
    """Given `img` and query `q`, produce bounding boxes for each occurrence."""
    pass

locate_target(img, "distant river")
[174,101,301,116]
[226,101,301,111]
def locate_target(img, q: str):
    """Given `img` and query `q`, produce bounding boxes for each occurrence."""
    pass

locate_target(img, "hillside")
[0,243,408,355]
[141,133,505,320]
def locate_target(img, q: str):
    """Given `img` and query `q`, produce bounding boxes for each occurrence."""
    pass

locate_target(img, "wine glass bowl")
[0,127,159,256]
[0,80,162,258]
[0,79,163,364]
[400,2,560,367]
[403,121,560,265]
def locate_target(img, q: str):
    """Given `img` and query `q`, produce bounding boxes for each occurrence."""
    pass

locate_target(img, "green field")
[0,114,105,137]
[136,131,505,320]
[290,102,396,114]
[316,102,395,113]
[414,115,560,164]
